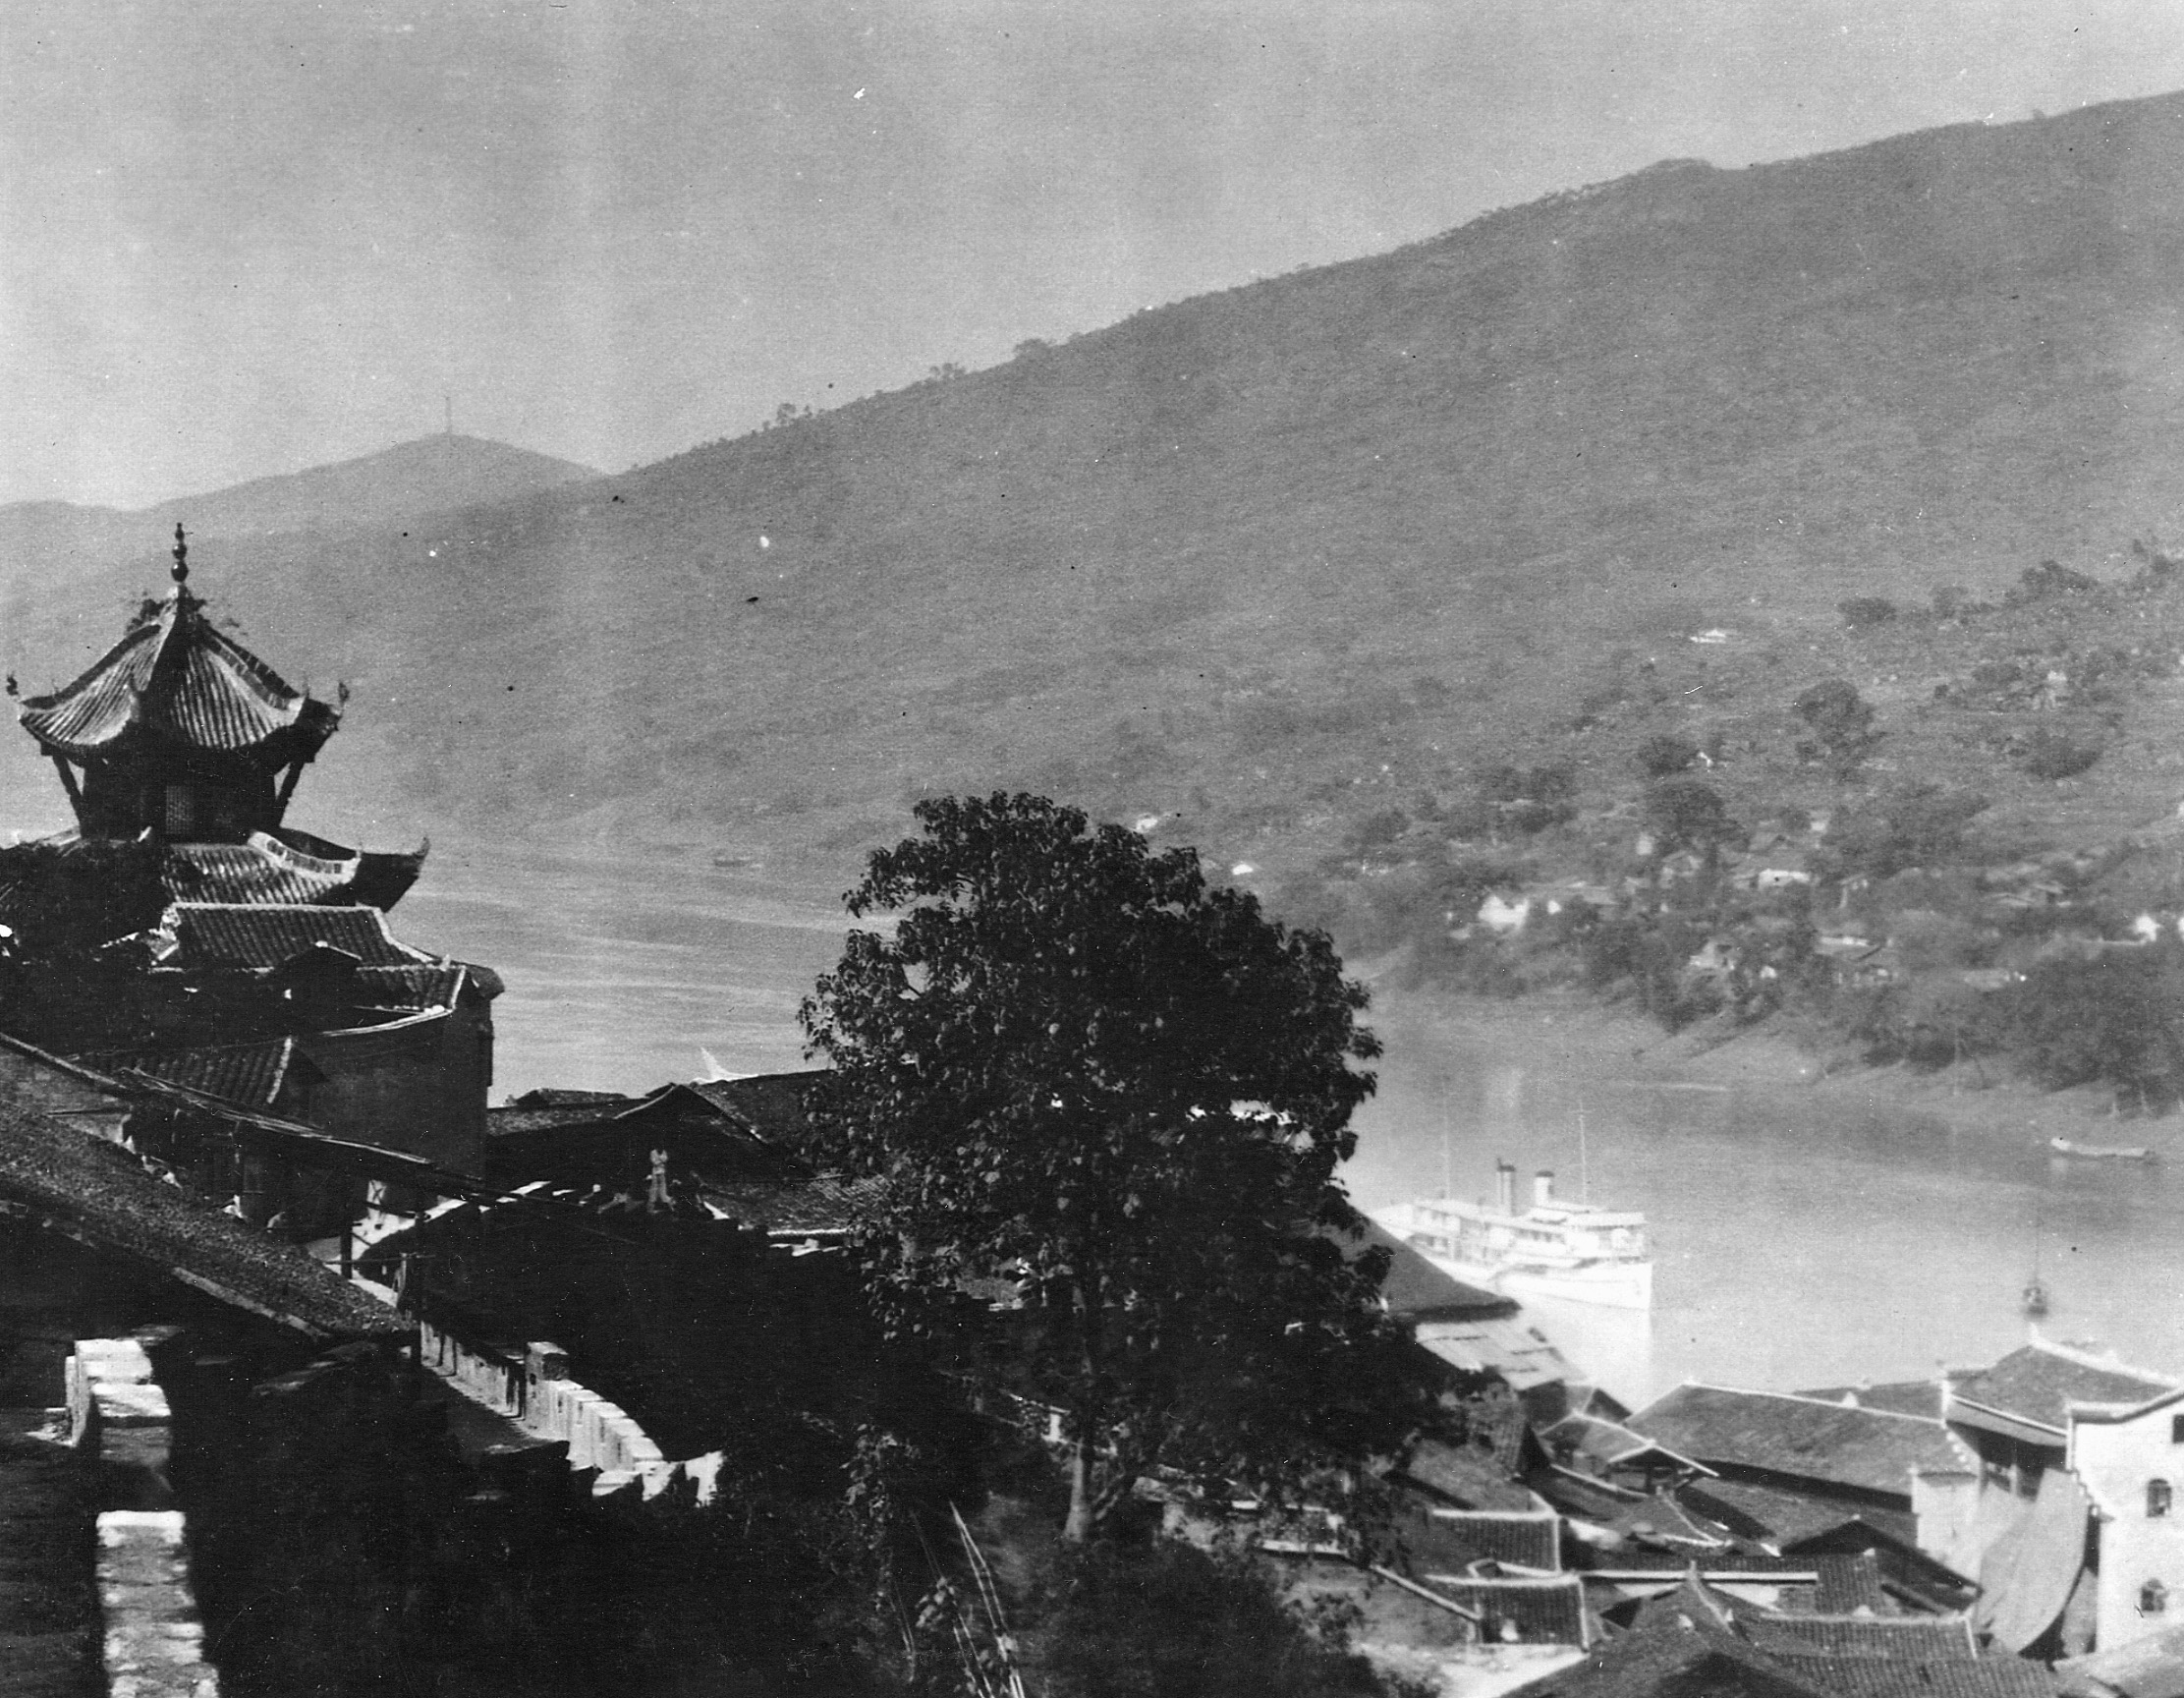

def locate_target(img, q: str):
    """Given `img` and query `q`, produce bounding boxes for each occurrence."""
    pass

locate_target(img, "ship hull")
[1373,1202,1654,1312]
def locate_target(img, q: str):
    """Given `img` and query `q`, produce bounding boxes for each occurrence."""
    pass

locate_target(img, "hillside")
[139,433,600,538]
[8,95,2184,902]
[0,434,599,593]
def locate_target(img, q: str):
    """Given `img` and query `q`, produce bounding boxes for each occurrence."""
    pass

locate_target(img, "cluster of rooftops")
[1307,1259,2184,1698]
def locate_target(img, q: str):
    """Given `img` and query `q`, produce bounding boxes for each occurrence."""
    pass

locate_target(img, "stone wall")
[416,1319,723,1502]
[66,1334,219,1697]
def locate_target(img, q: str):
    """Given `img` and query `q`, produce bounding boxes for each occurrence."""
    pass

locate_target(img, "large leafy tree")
[800,794,1419,1542]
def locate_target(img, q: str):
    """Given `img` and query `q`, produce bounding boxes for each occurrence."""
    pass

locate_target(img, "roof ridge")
[2019,1333,2179,1385]
[1666,1382,1949,1423]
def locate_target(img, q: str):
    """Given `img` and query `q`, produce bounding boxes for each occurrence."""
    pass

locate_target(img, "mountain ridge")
[8,95,2184,886]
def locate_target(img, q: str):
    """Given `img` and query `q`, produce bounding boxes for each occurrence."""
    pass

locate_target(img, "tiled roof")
[106,1071,498,1200]
[1631,1384,1969,1499]
[2056,1617,2184,1698]
[76,1038,300,1108]
[1510,1608,1835,1698]
[1544,1410,1709,1476]
[1411,1574,1588,1645]
[1588,1552,1885,1614]
[351,964,471,1010]
[680,1073,821,1142]
[1738,1614,1978,1661]
[0,1091,402,1338]
[486,1102,631,1139]
[157,832,425,912]
[1357,1216,1516,1320]
[1949,1342,2177,1436]
[1416,1317,1572,1391]
[18,589,338,762]
[1679,1478,1919,1549]
[1796,1381,1949,1420]
[1775,1655,2059,1698]
[511,1088,636,1108]
[164,903,434,970]
[1405,1506,1559,1572]
[165,833,355,905]
[699,1176,885,1236]
[1595,1494,1733,1551]
[1397,1434,1539,1511]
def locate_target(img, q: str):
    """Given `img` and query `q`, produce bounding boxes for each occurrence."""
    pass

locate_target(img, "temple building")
[10,528,500,1188]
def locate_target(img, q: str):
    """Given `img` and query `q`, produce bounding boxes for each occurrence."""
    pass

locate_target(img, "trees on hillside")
[799,794,1422,1542]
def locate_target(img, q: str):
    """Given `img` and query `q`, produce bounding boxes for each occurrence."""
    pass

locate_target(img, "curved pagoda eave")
[17,590,341,769]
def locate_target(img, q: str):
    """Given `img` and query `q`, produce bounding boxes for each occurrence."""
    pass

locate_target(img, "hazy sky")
[8,0,2184,508]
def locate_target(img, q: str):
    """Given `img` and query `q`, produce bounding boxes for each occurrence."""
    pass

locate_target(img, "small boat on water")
[2049,1137,2155,1161]
[1373,1161,1653,1311]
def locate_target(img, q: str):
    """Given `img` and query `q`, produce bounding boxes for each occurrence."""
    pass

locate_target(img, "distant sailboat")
[2023,1190,2050,1321]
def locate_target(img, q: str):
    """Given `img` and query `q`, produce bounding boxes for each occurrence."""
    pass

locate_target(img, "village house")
[2067,1386,2184,1656]
[1941,1340,2184,1658]
[1628,1381,1980,1571]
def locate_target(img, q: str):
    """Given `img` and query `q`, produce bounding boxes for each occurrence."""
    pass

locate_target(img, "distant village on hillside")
[7,535,2184,1696]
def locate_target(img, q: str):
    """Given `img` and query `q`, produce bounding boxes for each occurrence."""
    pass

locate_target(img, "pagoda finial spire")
[170,523,189,586]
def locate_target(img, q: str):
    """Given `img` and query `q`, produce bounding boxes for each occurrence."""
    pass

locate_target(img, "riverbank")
[1353,977,2176,1164]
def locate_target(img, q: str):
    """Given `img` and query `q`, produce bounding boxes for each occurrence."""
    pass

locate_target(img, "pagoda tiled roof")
[162,903,435,970]
[77,1038,302,1109]
[18,589,337,764]
[162,832,423,911]
[351,964,477,1010]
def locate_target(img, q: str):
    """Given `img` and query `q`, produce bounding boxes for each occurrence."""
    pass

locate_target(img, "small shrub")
[1838,596,1899,628]
[1635,733,1699,779]
[2022,727,2101,780]
[2006,559,2101,604]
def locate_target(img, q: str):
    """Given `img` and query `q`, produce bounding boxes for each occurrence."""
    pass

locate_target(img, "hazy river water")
[403,847,2184,1408]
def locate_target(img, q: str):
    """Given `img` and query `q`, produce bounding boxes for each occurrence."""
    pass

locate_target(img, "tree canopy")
[799,794,1421,1541]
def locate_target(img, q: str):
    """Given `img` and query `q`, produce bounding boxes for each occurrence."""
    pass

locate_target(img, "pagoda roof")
[164,830,424,910]
[17,587,338,764]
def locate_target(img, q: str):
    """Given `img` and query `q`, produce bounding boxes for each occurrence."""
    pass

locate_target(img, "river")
[387,846,2184,1406]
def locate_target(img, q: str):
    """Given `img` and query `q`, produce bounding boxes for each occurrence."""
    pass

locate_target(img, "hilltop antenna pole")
[1439,1079,1452,1202]
[1578,1095,1591,1205]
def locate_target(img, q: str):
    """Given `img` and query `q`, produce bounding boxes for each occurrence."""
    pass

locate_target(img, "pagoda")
[13,528,498,1183]
[17,526,422,908]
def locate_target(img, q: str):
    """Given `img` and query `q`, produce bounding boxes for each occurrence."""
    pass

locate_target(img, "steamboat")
[1373,1161,1653,1311]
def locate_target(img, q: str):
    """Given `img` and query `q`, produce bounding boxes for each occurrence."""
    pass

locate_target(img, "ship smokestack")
[1535,1170,1554,1208]
[1495,1161,1516,1215]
